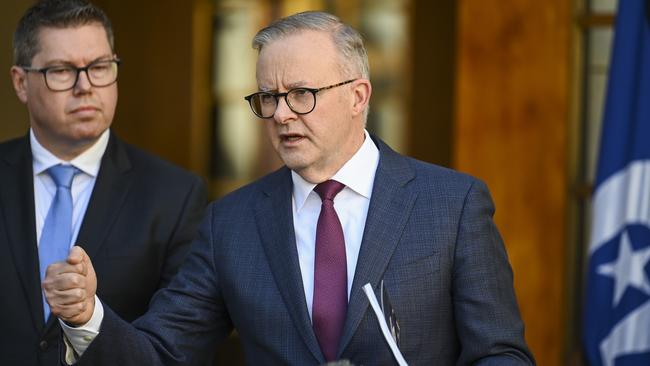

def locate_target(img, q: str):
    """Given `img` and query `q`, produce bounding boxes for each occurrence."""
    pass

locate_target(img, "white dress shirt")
[292,130,379,318]
[32,128,109,248]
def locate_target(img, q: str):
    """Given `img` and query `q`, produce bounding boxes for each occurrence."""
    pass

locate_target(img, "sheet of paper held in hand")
[362,283,408,366]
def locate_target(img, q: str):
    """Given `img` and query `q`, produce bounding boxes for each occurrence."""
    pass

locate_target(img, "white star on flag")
[597,230,650,307]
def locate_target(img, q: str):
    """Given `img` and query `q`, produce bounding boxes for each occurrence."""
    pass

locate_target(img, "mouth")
[280,133,305,144]
[69,106,100,120]
[70,105,99,114]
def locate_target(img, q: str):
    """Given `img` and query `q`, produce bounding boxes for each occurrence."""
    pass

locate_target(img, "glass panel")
[589,0,618,13]
[585,28,614,182]
[212,1,268,193]
[358,0,410,152]
[585,72,607,181]
[588,28,614,67]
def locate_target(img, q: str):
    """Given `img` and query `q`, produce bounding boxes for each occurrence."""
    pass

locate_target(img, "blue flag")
[583,1,650,365]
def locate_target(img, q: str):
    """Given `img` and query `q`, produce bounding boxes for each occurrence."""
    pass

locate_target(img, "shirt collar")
[292,130,380,211]
[31,128,110,177]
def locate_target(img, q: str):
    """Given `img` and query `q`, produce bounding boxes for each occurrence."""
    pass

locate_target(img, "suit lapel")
[338,138,418,356]
[0,136,46,330]
[255,168,325,364]
[74,134,133,260]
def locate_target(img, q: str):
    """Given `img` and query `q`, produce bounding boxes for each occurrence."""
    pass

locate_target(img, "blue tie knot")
[47,164,78,189]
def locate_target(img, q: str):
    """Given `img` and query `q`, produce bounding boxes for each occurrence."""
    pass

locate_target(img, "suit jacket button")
[39,340,48,351]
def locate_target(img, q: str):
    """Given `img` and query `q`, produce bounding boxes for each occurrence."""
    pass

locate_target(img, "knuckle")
[70,275,82,288]
[75,288,86,300]
[44,264,56,276]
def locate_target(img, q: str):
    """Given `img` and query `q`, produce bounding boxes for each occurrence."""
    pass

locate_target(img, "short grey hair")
[252,11,369,80]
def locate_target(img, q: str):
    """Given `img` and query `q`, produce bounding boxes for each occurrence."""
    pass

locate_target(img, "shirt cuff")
[60,295,104,361]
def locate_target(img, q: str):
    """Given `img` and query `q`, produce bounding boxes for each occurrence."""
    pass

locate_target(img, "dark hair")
[13,0,114,66]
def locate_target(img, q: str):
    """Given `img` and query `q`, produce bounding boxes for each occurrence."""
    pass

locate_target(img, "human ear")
[351,79,372,117]
[10,66,29,104]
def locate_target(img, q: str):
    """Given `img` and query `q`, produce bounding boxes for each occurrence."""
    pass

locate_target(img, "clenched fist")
[42,246,97,326]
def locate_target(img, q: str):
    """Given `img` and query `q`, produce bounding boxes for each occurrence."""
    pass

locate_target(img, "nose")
[73,69,92,94]
[273,95,296,125]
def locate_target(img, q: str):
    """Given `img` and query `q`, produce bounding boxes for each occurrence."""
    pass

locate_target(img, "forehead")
[33,23,112,64]
[255,30,342,88]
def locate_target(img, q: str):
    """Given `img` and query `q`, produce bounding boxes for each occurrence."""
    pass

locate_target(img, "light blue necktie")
[39,164,78,322]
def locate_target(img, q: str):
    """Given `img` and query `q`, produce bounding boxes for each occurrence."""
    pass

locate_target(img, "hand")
[42,246,97,326]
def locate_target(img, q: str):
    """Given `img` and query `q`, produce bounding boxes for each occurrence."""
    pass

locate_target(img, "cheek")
[31,92,64,118]
[264,122,279,144]
[90,89,117,126]
[105,95,118,120]
[101,87,118,111]
[306,116,336,142]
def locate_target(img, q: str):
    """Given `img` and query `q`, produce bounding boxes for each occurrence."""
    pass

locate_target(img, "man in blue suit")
[45,11,534,365]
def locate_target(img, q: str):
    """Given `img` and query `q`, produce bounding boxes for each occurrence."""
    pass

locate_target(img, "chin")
[282,157,310,172]
[283,161,304,171]
[70,127,108,142]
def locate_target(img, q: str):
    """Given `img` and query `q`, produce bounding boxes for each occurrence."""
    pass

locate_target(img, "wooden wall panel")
[0,1,31,142]
[455,1,571,365]
[408,0,455,167]
[95,0,212,179]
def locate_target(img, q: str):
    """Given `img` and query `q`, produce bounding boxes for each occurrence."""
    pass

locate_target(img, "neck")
[297,130,366,184]
[296,165,344,185]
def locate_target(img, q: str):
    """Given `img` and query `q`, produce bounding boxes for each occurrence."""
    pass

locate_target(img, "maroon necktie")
[312,180,347,361]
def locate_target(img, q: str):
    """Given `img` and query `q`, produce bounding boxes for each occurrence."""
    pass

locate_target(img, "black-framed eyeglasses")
[20,59,121,92]
[244,79,356,119]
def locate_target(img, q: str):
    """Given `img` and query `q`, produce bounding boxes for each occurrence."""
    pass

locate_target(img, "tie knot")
[47,164,78,189]
[314,180,345,202]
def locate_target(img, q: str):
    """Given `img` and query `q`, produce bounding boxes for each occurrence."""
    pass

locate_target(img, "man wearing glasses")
[0,1,207,365]
[46,10,534,365]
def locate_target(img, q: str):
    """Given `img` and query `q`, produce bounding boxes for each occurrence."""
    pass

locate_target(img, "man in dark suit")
[46,11,534,365]
[0,1,207,365]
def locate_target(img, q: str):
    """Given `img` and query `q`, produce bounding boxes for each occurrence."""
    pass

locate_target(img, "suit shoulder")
[374,137,482,193]
[406,156,483,191]
[208,167,287,211]
[0,136,26,155]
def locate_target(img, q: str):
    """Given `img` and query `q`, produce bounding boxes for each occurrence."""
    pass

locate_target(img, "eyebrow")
[259,80,310,92]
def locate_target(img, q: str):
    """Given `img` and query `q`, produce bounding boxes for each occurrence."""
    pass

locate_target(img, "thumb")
[67,246,89,275]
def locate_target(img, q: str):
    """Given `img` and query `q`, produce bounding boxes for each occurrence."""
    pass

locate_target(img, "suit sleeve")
[452,179,536,365]
[158,175,208,288]
[77,204,233,366]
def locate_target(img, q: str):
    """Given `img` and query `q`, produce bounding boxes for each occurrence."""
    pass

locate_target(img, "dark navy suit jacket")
[0,133,207,366]
[77,137,534,365]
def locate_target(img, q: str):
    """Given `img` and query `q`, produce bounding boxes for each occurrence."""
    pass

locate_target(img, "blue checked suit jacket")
[77,136,535,365]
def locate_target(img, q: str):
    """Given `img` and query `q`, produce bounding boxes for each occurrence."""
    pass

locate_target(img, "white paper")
[362,283,408,366]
